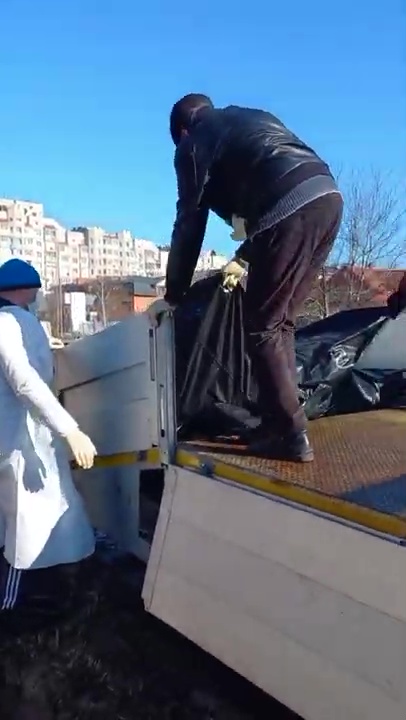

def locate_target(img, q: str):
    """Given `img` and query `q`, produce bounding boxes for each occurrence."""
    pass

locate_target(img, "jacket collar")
[0,297,16,309]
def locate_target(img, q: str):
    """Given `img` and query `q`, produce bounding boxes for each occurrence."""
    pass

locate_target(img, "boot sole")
[295,452,314,463]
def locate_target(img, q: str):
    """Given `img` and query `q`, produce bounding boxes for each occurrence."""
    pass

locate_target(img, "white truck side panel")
[54,313,162,560]
[55,313,159,454]
[76,462,151,560]
[143,466,406,720]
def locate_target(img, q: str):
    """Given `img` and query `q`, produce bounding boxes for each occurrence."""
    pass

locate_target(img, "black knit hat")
[169,93,214,145]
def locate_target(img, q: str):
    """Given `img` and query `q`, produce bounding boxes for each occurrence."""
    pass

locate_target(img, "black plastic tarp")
[174,273,406,439]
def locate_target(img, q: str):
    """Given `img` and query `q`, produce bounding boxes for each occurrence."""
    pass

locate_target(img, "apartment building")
[0,198,229,288]
[43,219,90,287]
[0,199,163,286]
[153,247,228,277]
[0,198,45,270]
[196,249,228,272]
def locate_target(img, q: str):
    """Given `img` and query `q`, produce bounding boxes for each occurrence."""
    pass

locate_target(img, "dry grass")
[0,554,297,720]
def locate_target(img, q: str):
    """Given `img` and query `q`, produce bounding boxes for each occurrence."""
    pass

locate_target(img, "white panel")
[56,312,152,390]
[156,469,406,620]
[158,519,406,699]
[356,312,406,370]
[144,467,406,720]
[151,570,405,720]
[65,394,154,456]
[55,312,159,453]
[62,368,155,454]
[75,465,140,552]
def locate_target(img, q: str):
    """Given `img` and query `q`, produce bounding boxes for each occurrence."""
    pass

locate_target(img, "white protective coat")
[0,306,95,570]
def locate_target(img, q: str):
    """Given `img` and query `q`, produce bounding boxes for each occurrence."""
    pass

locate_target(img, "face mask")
[26,288,42,315]
[27,299,39,315]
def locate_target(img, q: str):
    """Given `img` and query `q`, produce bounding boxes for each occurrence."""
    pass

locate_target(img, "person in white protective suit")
[0,258,97,626]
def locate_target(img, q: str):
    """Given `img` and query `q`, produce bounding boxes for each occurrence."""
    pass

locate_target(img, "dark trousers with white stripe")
[0,551,77,615]
[1,560,23,610]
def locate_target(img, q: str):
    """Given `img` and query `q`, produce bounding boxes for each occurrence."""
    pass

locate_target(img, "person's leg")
[0,552,25,610]
[244,194,343,460]
[286,196,343,326]
[0,551,89,636]
[282,194,343,387]
[280,320,298,396]
[244,225,310,441]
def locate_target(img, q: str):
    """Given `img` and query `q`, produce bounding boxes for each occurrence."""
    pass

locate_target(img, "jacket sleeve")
[165,137,210,305]
[0,312,78,437]
[235,238,253,264]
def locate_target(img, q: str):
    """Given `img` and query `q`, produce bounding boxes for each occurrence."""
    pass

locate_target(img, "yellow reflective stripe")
[70,447,161,470]
[175,448,406,540]
[70,443,406,539]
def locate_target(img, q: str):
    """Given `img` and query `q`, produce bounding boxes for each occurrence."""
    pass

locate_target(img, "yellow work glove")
[65,428,97,470]
[222,258,246,292]
[230,215,247,241]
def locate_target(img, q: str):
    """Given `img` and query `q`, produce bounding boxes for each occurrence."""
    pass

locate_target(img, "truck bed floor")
[178,409,406,532]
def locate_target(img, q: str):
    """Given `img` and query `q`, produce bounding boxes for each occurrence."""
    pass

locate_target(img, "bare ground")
[0,553,300,720]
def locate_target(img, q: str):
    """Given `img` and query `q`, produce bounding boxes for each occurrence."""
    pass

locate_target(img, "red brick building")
[304,265,406,320]
[48,275,162,335]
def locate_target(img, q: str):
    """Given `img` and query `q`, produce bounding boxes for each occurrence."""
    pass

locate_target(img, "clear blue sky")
[0,0,404,256]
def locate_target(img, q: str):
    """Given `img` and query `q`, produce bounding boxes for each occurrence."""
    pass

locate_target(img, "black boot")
[249,430,314,463]
[239,422,282,445]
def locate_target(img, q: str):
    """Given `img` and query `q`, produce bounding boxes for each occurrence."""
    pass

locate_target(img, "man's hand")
[147,298,176,327]
[222,258,246,292]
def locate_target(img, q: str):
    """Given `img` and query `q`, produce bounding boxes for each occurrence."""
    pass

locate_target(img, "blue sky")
[0,0,404,256]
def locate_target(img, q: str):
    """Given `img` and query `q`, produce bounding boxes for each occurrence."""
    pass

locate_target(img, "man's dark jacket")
[165,105,334,305]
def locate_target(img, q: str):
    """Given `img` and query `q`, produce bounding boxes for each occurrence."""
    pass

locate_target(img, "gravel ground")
[0,551,301,720]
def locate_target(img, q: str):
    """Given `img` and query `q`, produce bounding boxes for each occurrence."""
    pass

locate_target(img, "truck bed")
[177,409,406,538]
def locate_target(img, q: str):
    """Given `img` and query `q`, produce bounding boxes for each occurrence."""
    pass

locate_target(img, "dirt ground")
[0,553,300,720]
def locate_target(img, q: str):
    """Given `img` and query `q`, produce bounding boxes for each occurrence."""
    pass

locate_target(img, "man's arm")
[165,136,209,305]
[235,239,252,265]
[0,312,78,437]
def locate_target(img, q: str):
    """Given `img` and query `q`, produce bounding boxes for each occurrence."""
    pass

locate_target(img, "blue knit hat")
[0,258,42,291]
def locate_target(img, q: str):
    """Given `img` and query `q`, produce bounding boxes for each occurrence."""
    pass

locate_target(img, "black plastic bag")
[174,273,406,439]
[175,275,257,437]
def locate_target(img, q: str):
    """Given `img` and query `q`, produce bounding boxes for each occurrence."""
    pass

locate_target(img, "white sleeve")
[0,312,78,437]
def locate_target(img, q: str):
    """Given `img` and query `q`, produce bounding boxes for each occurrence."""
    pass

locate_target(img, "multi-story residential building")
[0,198,45,270]
[134,238,161,276]
[80,227,135,277]
[43,219,90,286]
[77,229,161,277]
[196,249,228,272]
[0,197,229,288]
[152,246,228,278]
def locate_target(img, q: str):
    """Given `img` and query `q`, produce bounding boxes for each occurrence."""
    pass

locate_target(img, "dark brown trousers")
[244,193,343,435]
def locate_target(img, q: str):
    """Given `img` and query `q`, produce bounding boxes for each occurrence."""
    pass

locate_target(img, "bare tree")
[90,276,117,328]
[301,266,333,322]
[305,169,406,319]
